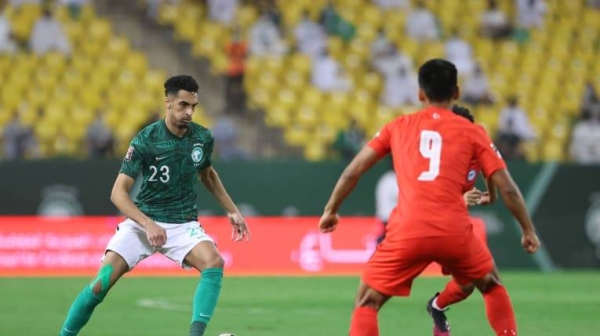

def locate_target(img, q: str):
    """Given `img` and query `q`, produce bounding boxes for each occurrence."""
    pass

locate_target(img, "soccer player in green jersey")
[58,75,250,336]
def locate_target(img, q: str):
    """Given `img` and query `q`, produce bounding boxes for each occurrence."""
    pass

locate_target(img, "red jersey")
[368,107,506,239]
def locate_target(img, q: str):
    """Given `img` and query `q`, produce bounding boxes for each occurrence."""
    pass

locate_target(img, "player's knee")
[89,264,114,300]
[474,272,502,294]
[204,253,225,269]
[460,283,475,294]
[355,288,387,311]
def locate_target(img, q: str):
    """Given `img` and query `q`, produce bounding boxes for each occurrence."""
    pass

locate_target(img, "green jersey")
[119,119,214,223]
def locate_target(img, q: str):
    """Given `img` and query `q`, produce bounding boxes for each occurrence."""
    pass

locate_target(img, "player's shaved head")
[418,59,458,103]
[164,75,199,96]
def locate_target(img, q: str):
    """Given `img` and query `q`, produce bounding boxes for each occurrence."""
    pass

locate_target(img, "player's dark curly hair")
[164,75,199,96]
[451,105,475,123]
[418,59,458,102]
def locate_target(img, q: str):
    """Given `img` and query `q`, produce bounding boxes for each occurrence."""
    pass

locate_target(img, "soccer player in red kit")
[319,59,541,336]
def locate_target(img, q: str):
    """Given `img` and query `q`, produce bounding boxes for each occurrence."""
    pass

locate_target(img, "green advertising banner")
[1,159,597,269]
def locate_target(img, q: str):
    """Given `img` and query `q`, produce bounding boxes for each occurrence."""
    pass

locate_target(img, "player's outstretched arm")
[110,173,166,247]
[199,166,250,242]
[489,169,541,253]
[320,146,381,233]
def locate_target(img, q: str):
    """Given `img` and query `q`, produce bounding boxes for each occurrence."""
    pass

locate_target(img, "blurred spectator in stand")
[59,0,89,20]
[333,119,365,160]
[406,0,439,42]
[249,11,287,56]
[461,64,495,105]
[381,65,419,108]
[516,0,547,29]
[3,112,40,160]
[29,8,71,56]
[569,109,600,164]
[373,0,410,11]
[211,115,250,160]
[445,29,475,76]
[496,96,535,160]
[0,4,18,54]
[319,0,356,42]
[207,0,238,26]
[582,82,600,116]
[480,0,513,40]
[86,111,115,158]
[588,0,600,9]
[312,49,352,92]
[372,43,413,79]
[224,26,248,114]
[294,10,327,59]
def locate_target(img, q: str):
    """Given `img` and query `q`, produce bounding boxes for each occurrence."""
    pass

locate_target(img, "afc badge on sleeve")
[125,146,134,161]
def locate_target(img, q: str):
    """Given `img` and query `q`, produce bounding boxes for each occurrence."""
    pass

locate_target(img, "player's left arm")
[198,134,249,242]
[199,166,250,242]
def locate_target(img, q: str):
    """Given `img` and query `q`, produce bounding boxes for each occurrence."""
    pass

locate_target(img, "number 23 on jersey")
[149,165,170,183]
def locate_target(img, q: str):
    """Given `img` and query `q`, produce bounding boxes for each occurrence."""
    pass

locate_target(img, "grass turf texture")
[0,272,598,335]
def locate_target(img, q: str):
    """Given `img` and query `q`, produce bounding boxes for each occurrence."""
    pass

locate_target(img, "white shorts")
[103,218,214,270]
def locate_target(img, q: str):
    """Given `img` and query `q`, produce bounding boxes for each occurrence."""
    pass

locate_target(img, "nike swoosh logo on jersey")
[194,143,204,147]
[156,156,168,161]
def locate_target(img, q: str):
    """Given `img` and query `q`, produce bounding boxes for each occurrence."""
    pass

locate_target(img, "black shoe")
[426,293,451,335]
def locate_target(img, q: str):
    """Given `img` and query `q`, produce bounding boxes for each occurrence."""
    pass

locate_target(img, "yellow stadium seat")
[284,70,308,93]
[289,54,312,75]
[106,36,131,58]
[314,124,337,143]
[295,106,319,127]
[301,88,324,110]
[265,104,293,128]
[284,125,311,146]
[277,89,298,110]
[542,140,565,162]
[42,52,68,74]
[88,18,112,44]
[126,52,149,77]
[157,3,179,25]
[304,142,327,161]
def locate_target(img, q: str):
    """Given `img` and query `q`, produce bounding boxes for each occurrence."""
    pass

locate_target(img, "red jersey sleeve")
[473,126,507,178]
[368,120,394,156]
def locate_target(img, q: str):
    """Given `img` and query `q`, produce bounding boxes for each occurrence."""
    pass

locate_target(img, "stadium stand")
[0,1,211,158]
[141,0,600,162]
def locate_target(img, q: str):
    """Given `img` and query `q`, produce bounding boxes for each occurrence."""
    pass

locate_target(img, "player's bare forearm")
[199,166,239,214]
[483,174,498,203]
[489,169,536,233]
[110,173,154,228]
[324,146,381,214]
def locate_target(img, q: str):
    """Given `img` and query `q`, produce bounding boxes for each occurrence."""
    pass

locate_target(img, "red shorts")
[362,230,494,297]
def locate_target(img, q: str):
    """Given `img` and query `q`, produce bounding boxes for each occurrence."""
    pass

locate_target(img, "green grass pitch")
[0,272,598,335]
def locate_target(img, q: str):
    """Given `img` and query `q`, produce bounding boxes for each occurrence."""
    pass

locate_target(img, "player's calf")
[59,253,128,335]
[474,273,517,336]
[185,242,225,336]
[349,281,390,336]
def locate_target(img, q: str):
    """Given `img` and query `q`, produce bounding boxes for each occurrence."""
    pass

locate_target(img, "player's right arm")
[320,121,394,233]
[472,127,540,254]
[111,137,166,247]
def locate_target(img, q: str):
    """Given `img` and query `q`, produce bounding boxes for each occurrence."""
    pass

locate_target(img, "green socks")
[59,286,102,336]
[190,267,224,336]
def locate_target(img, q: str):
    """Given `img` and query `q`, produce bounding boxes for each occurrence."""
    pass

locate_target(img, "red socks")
[483,285,517,336]
[436,279,471,309]
[349,306,379,336]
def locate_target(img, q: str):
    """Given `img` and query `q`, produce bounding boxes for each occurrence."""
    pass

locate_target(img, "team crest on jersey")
[467,169,477,181]
[191,147,203,163]
[490,143,502,158]
[125,146,134,161]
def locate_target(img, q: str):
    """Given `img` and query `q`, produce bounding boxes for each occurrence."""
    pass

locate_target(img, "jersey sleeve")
[119,134,148,178]
[367,120,394,156]
[472,126,506,178]
[199,131,214,170]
